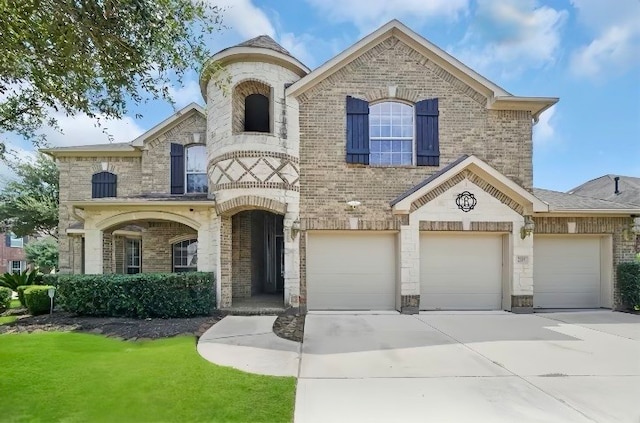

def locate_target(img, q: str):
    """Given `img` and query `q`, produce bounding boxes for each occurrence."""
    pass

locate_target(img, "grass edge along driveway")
[0,332,295,423]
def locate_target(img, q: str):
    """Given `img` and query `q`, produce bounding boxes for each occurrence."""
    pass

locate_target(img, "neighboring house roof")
[236,35,292,57]
[568,175,640,206]
[391,155,549,213]
[533,188,640,213]
[286,19,557,121]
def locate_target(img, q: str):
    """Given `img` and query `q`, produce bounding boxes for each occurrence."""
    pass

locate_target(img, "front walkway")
[295,310,640,423]
[197,316,300,377]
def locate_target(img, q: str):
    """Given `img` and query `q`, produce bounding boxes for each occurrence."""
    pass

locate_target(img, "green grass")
[0,333,296,422]
[0,315,17,325]
[10,299,20,309]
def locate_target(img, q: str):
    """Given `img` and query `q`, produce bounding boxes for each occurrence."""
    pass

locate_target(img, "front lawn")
[0,332,295,422]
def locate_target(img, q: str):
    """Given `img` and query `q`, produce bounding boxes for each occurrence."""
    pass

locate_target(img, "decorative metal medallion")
[456,191,477,212]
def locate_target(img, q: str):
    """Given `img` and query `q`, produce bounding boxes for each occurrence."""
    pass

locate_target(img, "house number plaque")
[456,191,477,212]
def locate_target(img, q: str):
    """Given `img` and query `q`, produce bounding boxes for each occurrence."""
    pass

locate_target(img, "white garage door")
[306,232,396,310]
[420,233,503,310]
[534,236,601,309]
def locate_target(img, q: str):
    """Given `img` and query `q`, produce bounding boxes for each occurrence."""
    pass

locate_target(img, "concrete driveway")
[294,311,640,423]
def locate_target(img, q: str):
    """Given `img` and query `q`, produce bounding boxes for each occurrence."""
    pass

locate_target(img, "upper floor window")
[346,96,439,167]
[244,94,270,132]
[186,145,207,193]
[170,143,208,195]
[233,80,272,134]
[92,171,117,198]
[10,260,25,274]
[6,233,23,248]
[369,102,414,166]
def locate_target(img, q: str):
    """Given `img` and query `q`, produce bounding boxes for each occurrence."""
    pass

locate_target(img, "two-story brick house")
[44,20,640,313]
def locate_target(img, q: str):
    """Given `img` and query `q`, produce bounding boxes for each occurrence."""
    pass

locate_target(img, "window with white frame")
[172,239,197,272]
[9,233,23,248]
[369,102,414,166]
[10,260,24,274]
[125,239,141,274]
[185,145,207,193]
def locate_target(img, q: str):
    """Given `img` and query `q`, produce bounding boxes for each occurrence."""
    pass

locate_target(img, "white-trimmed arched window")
[369,102,414,166]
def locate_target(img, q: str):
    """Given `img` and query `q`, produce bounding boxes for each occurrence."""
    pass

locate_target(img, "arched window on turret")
[244,93,270,132]
[233,80,272,134]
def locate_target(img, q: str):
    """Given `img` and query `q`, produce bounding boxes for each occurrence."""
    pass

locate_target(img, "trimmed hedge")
[24,286,54,316]
[17,284,44,307]
[0,287,11,313]
[618,262,640,310]
[56,272,216,318]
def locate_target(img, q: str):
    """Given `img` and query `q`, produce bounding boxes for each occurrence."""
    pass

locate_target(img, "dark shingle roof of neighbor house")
[568,175,640,206]
[533,188,640,211]
[236,35,292,57]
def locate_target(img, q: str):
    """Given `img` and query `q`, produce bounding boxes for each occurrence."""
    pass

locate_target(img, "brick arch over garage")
[216,195,287,216]
[94,211,201,231]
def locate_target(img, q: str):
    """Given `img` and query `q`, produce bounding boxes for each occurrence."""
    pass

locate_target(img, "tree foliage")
[0,0,223,150]
[0,154,59,237]
[25,237,59,273]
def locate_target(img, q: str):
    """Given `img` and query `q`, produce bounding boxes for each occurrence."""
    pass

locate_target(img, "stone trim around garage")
[300,217,407,231]
[418,221,513,232]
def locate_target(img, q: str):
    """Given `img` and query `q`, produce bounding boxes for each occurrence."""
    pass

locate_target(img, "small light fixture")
[347,200,361,210]
[290,218,301,240]
[520,216,535,239]
[47,286,56,317]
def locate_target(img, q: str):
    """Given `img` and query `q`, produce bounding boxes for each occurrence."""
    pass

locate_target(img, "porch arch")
[94,211,201,231]
[216,195,287,216]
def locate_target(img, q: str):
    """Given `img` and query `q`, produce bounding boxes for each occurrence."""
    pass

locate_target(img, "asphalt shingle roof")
[569,175,640,206]
[533,188,640,211]
[236,35,292,57]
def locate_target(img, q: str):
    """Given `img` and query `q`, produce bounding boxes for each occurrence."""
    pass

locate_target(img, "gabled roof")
[534,188,640,213]
[568,175,640,206]
[131,102,205,147]
[41,142,140,157]
[287,20,557,121]
[391,155,549,213]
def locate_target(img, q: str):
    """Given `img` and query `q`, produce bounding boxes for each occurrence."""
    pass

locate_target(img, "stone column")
[283,213,300,309]
[197,218,216,273]
[399,223,420,314]
[511,223,534,313]
[84,229,104,274]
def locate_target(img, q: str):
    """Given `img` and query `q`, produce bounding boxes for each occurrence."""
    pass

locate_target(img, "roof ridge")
[534,187,640,209]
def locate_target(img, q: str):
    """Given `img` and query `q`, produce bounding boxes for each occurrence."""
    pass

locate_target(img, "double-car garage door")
[306,231,608,311]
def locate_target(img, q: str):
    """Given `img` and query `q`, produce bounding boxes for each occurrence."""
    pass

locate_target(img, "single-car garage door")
[306,232,396,310]
[534,236,601,309]
[420,233,503,310]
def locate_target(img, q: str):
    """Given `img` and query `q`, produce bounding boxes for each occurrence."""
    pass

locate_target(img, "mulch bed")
[0,308,222,341]
[272,314,305,343]
[2,307,306,342]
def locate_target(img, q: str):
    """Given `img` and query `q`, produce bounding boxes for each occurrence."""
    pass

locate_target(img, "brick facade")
[0,233,27,273]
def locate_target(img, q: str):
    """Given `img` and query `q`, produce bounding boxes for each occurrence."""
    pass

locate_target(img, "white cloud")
[167,78,202,108]
[533,106,557,145]
[569,0,640,78]
[305,0,469,33]
[212,0,275,39]
[453,0,567,76]
[0,145,37,182]
[37,111,145,148]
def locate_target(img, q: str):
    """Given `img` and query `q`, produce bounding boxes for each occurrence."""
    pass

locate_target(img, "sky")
[4,0,640,192]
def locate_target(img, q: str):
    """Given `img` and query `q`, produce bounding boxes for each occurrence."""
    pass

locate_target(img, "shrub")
[56,272,215,318]
[17,285,37,307]
[0,271,43,292]
[0,287,11,313]
[24,285,54,316]
[618,262,640,310]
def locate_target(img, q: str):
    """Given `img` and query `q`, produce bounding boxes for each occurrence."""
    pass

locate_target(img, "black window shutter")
[170,143,185,194]
[91,172,117,198]
[346,96,370,164]
[5,234,10,247]
[415,98,440,166]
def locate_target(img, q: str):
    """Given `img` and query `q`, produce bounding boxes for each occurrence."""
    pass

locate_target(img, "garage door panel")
[307,232,396,310]
[420,233,503,310]
[534,236,601,309]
